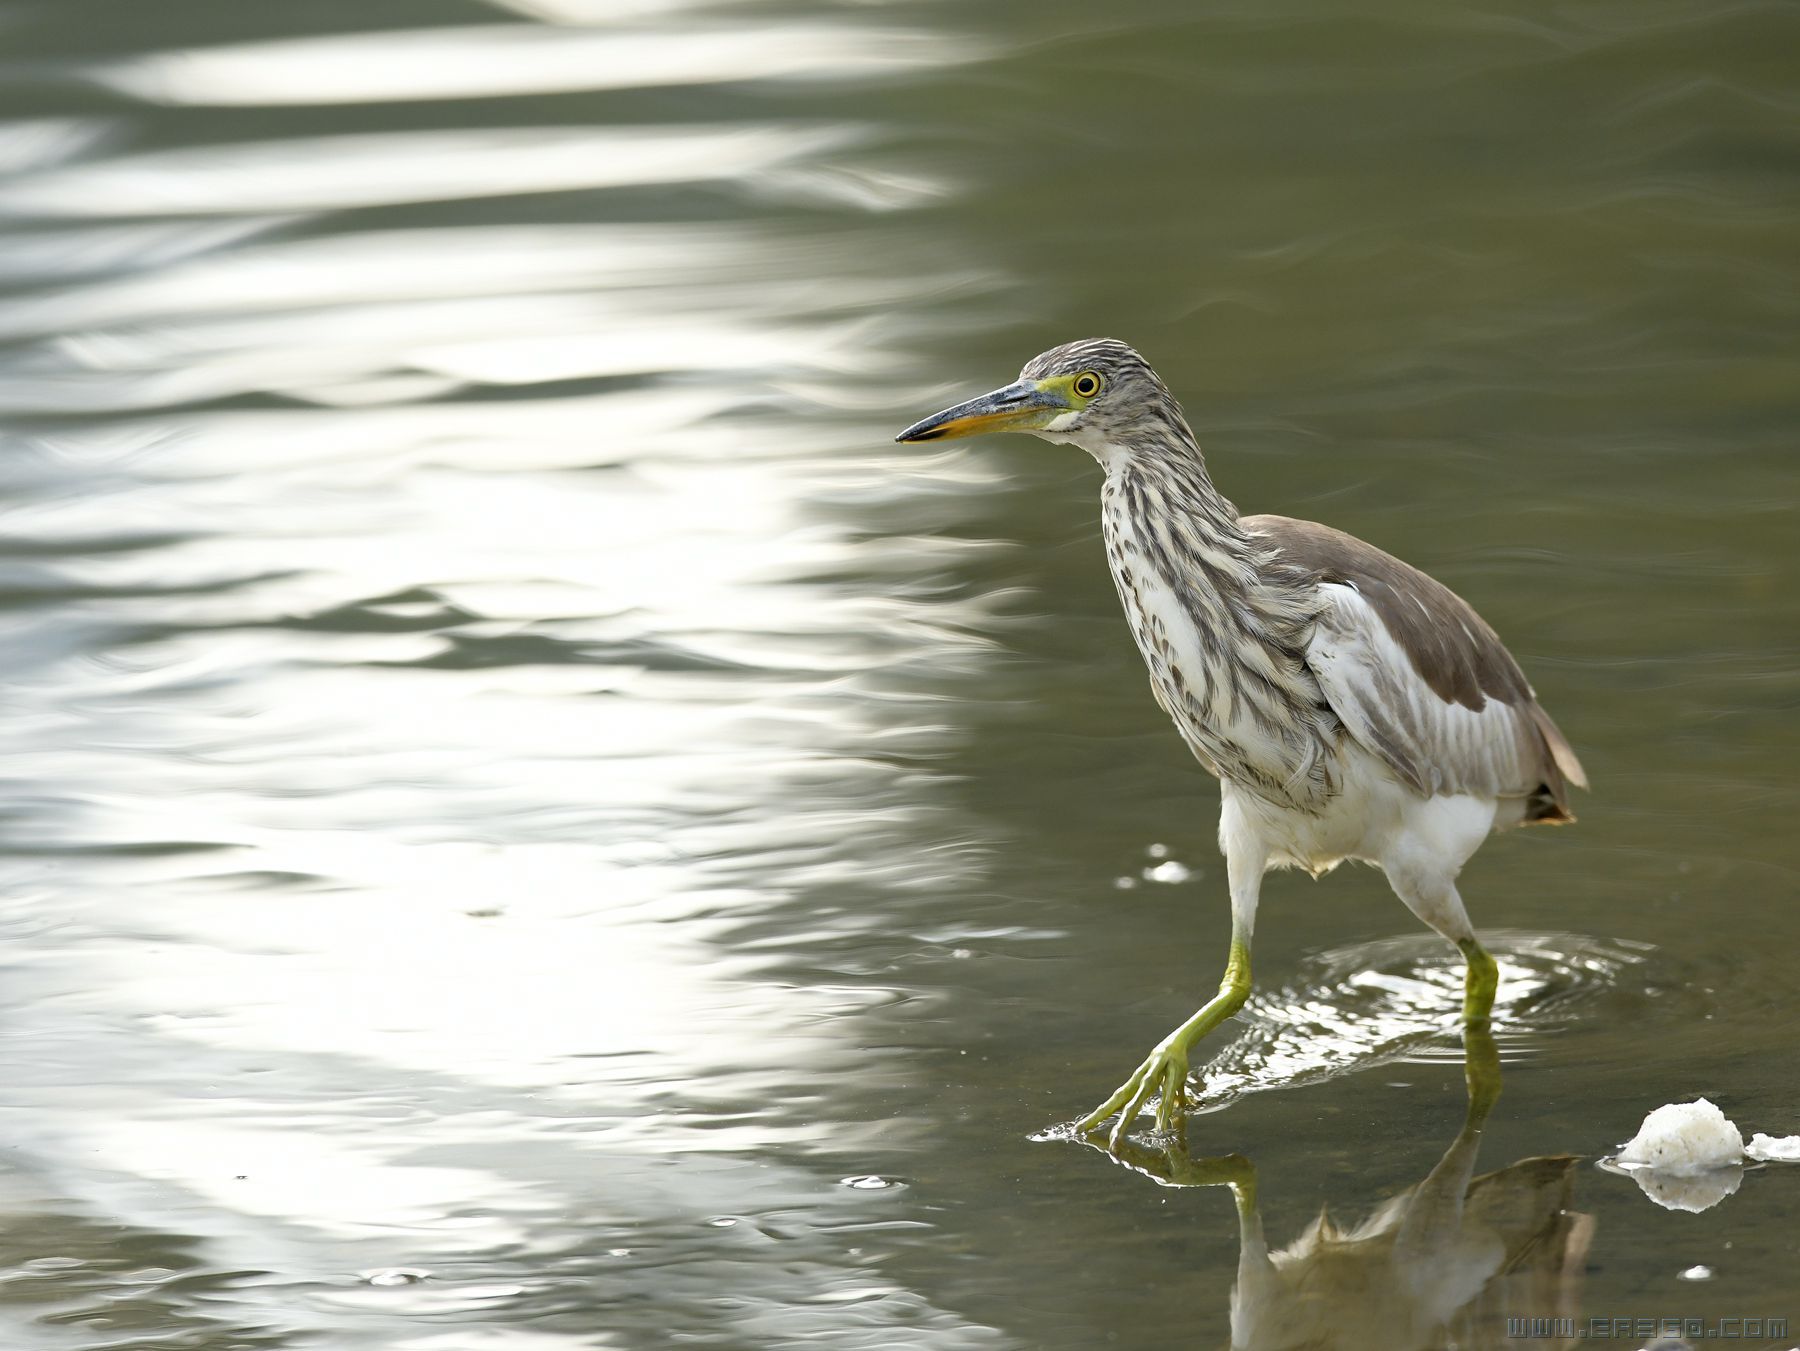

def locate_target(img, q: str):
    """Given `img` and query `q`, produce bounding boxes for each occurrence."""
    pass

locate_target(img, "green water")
[0,0,1794,1346]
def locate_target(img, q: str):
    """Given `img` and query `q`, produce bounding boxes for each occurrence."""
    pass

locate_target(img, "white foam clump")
[1617,1098,1742,1174]
[1746,1132,1800,1163]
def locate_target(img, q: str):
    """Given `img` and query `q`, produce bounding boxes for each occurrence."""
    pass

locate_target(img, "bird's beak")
[894,379,1069,443]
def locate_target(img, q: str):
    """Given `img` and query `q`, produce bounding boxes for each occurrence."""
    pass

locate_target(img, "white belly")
[1222,741,1501,876]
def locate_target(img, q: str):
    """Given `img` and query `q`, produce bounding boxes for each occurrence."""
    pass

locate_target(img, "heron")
[896,338,1586,1146]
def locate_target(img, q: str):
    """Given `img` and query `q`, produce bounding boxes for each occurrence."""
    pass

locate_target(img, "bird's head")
[895,338,1188,462]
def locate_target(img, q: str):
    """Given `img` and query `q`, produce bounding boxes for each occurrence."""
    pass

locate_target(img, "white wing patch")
[1306,583,1540,802]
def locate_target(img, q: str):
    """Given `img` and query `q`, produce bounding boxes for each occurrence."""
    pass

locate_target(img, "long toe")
[1077,1046,1163,1140]
[1076,1074,1141,1137]
[1151,1052,1190,1133]
[1109,1064,1162,1149]
[1092,1043,1190,1148]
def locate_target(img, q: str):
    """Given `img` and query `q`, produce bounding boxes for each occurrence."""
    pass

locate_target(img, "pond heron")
[897,339,1586,1146]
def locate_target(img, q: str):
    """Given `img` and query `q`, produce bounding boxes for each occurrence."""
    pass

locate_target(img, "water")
[0,1,1794,1346]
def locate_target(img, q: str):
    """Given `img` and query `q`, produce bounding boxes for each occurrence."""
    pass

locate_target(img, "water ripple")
[70,22,986,106]
[1188,931,1668,1112]
[0,123,862,218]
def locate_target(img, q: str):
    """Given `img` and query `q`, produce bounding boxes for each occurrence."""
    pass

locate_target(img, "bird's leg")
[1077,822,1264,1148]
[1382,867,1497,1027]
[1074,932,1251,1146]
[1458,937,1499,1026]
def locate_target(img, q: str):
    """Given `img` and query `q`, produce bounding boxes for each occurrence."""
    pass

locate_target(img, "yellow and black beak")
[894,380,1070,443]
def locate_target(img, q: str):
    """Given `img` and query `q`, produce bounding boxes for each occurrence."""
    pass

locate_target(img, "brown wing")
[1245,514,1586,822]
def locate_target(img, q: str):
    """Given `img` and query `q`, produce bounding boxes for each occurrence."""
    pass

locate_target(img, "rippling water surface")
[0,1,1794,1346]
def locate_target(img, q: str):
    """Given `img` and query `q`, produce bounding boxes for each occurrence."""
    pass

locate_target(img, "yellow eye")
[1071,371,1102,398]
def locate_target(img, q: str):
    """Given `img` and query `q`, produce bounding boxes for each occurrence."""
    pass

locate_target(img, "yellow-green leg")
[1458,937,1498,1025]
[1076,929,1251,1147]
[1077,817,1265,1148]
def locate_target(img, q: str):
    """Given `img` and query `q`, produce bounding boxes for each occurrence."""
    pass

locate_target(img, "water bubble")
[1143,860,1191,884]
[1114,876,1138,890]
[707,1216,738,1228]
[361,1268,430,1286]
[1678,1264,1713,1281]
[841,1174,902,1190]
[1147,843,1170,859]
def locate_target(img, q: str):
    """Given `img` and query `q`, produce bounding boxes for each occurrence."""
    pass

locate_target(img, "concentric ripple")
[1187,931,1668,1113]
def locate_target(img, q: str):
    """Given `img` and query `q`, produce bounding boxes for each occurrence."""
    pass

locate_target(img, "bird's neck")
[1099,435,1254,567]
[1097,435,1334,805]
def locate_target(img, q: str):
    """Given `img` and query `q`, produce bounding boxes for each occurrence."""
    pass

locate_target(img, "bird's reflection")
[1093,1028,1592,1350]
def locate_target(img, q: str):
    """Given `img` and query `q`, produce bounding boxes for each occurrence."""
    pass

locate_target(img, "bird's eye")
[1072,372,1102,398]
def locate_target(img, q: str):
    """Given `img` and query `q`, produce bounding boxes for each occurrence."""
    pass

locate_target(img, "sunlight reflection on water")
[0,125,871,217]
[77,22,984,105]
[0,0,1794,1343]
[0,2,1021,1344]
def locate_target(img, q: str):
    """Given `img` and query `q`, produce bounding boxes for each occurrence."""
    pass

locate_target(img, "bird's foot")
[1073,943,1250,1151]
[1074,1035,1192,1149]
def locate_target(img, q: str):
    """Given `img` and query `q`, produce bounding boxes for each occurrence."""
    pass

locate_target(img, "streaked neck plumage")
[1084,422,1339,808]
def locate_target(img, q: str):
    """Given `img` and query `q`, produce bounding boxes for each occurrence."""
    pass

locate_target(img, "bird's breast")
[1100,479,1335,808]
